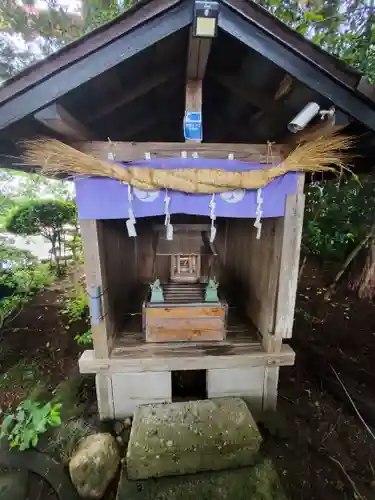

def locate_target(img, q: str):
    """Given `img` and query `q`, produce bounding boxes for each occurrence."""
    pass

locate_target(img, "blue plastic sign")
[183,112,202,141]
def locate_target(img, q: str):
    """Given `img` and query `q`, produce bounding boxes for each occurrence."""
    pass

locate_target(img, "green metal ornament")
[150,279,164,303]
[205,278,219,302]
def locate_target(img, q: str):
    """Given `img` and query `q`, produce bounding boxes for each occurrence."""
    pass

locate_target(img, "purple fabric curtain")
[75,159,298,220]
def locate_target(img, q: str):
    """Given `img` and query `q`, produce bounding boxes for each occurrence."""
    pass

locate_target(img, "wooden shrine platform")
[79,307,295,374]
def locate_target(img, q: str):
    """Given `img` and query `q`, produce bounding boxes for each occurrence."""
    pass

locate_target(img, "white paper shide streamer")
[209,193,217,243]
[254,188,263,240]
[126,183,137,237]
[164,189,173,240]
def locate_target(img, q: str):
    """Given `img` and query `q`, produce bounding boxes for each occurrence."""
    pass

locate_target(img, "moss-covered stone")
[69,432,120,499]
[118,455,288,500]
[127,398,261,480]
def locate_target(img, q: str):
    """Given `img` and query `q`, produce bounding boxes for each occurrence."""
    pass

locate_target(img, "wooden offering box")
[144,298,228,343]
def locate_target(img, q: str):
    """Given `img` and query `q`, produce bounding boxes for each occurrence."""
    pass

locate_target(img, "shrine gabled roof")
[1,0,375,171]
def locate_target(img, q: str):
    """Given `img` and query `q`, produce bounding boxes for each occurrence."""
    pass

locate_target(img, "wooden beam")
[75,141,284,163]
[114,116,160,140]
[78,343,296,373]
[219,3,375,132]
[0,1,192,129]
[86,68,180,123]
[186,31,212,79]
[185,80,202,114]
[185,80,203,144]
[212,72,284,115]
[34,103,92,140]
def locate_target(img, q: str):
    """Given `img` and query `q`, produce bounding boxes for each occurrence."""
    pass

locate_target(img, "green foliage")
[0,0,134,81]
[6,199,76,239]
[63,285,88,323]
[62,279,92,346]
[45,418,96,463]
[74,329,93,346]
[303,176,375,261]
[0,262,54,327]
[5,199,77,275]
[0,399,62,451]
[260,0,375,81]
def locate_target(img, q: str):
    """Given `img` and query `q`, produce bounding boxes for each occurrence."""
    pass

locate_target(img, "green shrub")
[0,399,62,451]
[5,199,77,275]
[63,283,88,324]
[74,329,93,346]
[62,282,93,346]
[303,176,375,261]
[0,262,54,327]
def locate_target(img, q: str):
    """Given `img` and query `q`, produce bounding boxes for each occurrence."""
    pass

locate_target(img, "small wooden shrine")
[1,0,375,421]
[144,224,227,343]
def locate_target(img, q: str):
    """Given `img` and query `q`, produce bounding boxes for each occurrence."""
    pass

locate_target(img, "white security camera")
[288,102,321,133]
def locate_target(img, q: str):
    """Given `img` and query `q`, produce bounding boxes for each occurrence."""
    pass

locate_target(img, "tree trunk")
[50,235,61,276]
[351,242,375,300]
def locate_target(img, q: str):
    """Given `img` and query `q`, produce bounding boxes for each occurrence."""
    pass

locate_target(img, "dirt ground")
[263,260,375,500]
[1,260,375,499]
[0,282,84,411]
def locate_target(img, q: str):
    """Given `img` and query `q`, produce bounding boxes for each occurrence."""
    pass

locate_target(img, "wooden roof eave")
[218,0,375,132]
[0,0,192,131]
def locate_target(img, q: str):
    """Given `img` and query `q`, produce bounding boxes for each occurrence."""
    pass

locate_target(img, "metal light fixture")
[193,0,219,38]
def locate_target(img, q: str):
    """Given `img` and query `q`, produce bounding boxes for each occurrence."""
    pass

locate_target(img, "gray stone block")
[126,397,262,480]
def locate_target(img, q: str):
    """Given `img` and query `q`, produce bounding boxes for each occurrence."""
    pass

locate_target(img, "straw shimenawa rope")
[20,135,354,194]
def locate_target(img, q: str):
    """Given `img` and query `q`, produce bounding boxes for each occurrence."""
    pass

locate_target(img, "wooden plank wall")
[217,218,283,351]
[101,220,137,332]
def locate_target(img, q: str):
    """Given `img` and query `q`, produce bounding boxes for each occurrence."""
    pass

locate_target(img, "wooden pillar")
[273,175,305,339]
[80,219,114,358]
[185,24,210,145]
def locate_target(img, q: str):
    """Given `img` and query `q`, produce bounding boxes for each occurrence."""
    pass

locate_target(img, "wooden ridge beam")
[34,103,92,140]
[74,141,284,163]
[186,32,212,79]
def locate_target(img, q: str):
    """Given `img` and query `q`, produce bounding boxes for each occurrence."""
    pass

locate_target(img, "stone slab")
[118,455,288,500]
[126,397,262,480]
